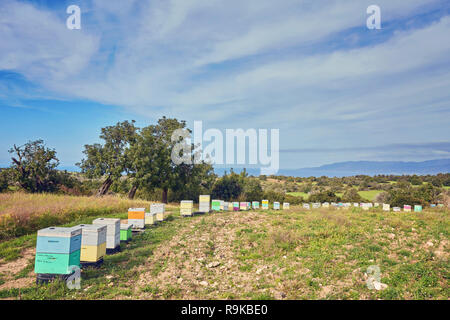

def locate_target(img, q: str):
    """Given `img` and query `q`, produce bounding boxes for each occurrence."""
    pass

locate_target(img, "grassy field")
[287,190,382,201]
[357,190,382,201]
[286,192,309,199]
[0,193,151,240]
[0,206,448,300]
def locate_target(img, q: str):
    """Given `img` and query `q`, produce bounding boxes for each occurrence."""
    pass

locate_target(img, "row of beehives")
[179,196,291,216]
[300,202,444,211]
[34,203,167,282]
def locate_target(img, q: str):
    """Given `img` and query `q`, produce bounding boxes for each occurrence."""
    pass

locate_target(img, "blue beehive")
[35,226,82,275]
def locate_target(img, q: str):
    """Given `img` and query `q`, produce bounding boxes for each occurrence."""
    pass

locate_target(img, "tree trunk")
[162,188,168,204]
[128,185,138,199]
[97,176,113,196]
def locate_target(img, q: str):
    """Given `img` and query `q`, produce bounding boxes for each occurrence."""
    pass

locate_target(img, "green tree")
[9,140,60,193]
[242,177,263,200]
[309,190,340,203]
[409,175,422,186]
[127,117,210,203]
[342,188,363,202]
[0,168,10,192]
[211,170,243,201]
[77,120,138,196]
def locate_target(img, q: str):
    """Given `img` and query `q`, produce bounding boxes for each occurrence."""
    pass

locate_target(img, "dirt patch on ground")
[0,247,35,291]
[134,211,280,299]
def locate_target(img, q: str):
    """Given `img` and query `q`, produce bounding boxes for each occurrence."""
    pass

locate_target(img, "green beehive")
[35,250,81,275]
[211,200,221,211]
[120,224,132,241]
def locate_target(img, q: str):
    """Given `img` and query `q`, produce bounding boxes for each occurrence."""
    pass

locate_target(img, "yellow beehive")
[80,242,106,262]
[156,212,166,221]
[145,212,157,225]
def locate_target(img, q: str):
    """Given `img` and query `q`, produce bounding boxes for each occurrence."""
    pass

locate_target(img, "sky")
[0,0,449,171]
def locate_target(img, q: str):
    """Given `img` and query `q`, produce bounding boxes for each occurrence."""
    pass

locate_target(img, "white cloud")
[0,0,449,168]
[0,0,99,82]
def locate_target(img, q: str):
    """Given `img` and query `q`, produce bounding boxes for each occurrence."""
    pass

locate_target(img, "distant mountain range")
[214,159,450,177]
[5,159,448,178]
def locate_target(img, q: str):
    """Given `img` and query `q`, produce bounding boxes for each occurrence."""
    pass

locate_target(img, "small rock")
[207,261,220,268]
[177,278,183,284]
[373,281,388,291]
[106,275,113,280]
[199,281,208,287]
[387,233,395,239]
[426,241,434,247]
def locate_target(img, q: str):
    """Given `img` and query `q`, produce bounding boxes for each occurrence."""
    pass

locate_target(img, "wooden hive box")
[76,224,107,263]
[273,202,280,210]
[302,203,310,210]
[145,212,157,225]
[36,227,82,254]
[92,218,120,249]
[282,202,289,210]
[252,201,260,209]
[383,204,390,211]
[150,203,165,215]
[239,202,247,211]
[262,200,269,210]
[127,208,146,229]
[120,223,133,241]
[233,202,240,211]
[414,205,422,212]
[35,226,82,275]
[403,205,412,212]
[128,219,145,229]
[35,250,81,275]
[211,200,221,211]
[199,195,211,212]
[180,208,193,217]
[393,207,401,212]
[128,208,145,219]
[180,200,194,217]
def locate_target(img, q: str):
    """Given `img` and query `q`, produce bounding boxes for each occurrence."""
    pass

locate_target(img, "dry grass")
[0,206,448,300]
[0,192,151,240]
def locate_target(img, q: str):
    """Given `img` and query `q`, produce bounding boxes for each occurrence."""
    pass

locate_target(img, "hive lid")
[92,218,120,225]
[37,226,82,238]
[76,224,106,233]
[128,208,145,211]
[120,224,132,230]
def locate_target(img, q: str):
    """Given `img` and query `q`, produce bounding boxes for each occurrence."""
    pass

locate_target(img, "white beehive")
[92,218,120,249]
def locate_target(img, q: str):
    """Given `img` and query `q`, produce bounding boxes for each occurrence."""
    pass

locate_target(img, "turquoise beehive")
[34,226,82,275]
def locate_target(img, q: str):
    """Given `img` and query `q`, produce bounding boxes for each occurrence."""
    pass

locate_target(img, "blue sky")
[1,0,449,170]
